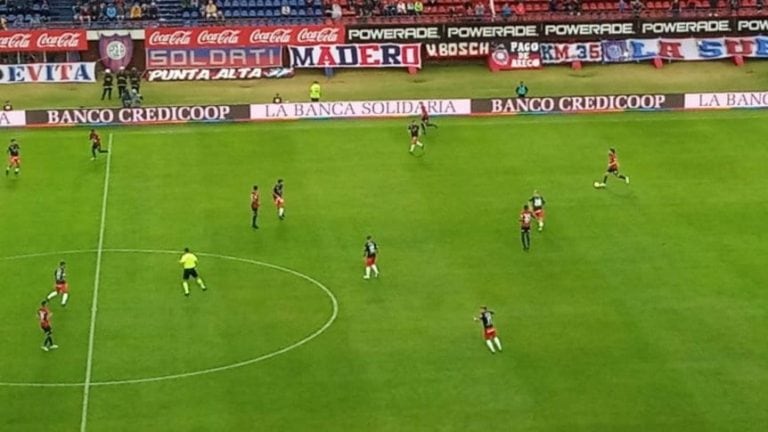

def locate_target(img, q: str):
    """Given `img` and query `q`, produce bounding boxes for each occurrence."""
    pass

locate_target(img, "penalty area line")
[79,133,113,432]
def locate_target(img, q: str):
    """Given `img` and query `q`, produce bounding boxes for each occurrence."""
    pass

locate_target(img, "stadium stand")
[0,0,764,27]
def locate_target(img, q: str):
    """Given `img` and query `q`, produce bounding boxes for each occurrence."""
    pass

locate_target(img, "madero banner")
[0,62,95,84]
[0,29,87,52]
[289,44,422,68]
[27,105,251,126]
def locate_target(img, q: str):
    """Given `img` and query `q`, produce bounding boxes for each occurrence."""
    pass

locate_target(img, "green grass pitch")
[1,111,768,431]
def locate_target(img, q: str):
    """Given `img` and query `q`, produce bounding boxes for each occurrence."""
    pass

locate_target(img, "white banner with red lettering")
[0,29,87,52]
[0,62,96,84]
[145,25,344,48]
[288,44,422,68]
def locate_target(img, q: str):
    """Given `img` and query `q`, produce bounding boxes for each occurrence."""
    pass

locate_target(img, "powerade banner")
[345,17,768,43]
[146,47,283,69]
[0,29,87,52]
[471,94,682,114]
[0,62,96,84]
[288,44,421,68]
[27,105,251,125]
[146,67,294,81]
[145,25,343,48]
[250,99,470,120]
[540,42,603,64]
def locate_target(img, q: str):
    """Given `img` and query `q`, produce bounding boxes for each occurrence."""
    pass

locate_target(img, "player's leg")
[46,290,58,300]
[409,137,416,154]
[196,277,207,290]
[252,209,258,228]
[420,120,427,135]
[61,292,69,307]
[13,160,19,176]
[371,263,379,277]
[363,264,371,279]
[493,336,502,351]
[485,339,496,353]
[92,146,98,159]
[278,204,285,219]
[182,271,191,296]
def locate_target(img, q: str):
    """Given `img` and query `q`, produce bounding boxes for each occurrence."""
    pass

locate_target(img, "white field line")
[0,249,338,389]
[79,133,113,432]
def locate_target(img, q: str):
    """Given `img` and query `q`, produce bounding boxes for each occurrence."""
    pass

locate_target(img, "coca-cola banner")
[0,29,87,52]
[146,67,294,81]
[0,62,95,84]
[146,47,283,69]
[27,105,251,125]
[145,25,344,49]
[289,44,421,68]
[471,94,682,114]
[251,99,470,120]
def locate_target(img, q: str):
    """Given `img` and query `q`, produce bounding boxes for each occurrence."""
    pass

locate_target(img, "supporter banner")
[146,47,283,69]
[27,105,250,125]
[0,62,96,84]
[488,42,542,70]
[540,42,603,64]
[424,42,491,59]
[99,34,134,72]
[621,36,768,61]
[685,92,768,109]
[0,29,87,53]
[146,67,294,81]
[145,25,343,49]
[471,94,682,114]
[346,24,442,43]
[0,110,26,127]
[289,44,421,68]
[250,99,470,120]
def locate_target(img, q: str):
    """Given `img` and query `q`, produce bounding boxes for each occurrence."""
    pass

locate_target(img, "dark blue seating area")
[178,0,324,21]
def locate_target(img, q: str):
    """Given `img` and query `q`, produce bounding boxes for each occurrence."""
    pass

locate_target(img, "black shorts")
[521,226,531,233]
[607,166,619,174]
[41,325,52,334]
[183,268,199,280]
[310,97,320,102]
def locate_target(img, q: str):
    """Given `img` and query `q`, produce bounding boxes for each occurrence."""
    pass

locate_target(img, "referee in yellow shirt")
[179,247,207,296]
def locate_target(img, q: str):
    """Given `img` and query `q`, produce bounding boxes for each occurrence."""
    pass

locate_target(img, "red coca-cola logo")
[0,33,31,49]
[197,29,241,45]
[148,30,192,46]
[36,32,83,49]
[249,28,292,44]
[297,27,341,44]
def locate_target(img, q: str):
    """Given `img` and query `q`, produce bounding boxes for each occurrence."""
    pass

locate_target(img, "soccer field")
[1,111,767,431]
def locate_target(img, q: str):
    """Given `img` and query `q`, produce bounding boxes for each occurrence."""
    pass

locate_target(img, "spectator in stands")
[405,0,413,13]
[631,0,643,16]
[728,0,739,11]
[618,0,626,13]
[513,1,524,15]
[0,16,6,31]
[3,100,12,111]
[105,2,118,20]
[573,0,581,14]
[413,0,423,13]
[331,1,342,18]
[474,1,484,14]
[757,0,764,11]
[396,0,405,13]
[216,9,224,19]
[548,0,557,11]
[501,2,511,17]
[148,1,158,18]
[130,1,142,18]
[281,4,291,14]
[670,0,680,15]
[204,0,217,19]
[707,0,716,14]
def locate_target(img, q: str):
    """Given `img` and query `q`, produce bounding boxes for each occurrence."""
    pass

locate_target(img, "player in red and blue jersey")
[6,138,20,177]
[419,101,438,135]
[596,148,629,188]
[90,129,109,160]
[474,306,502,354]
[38,301,58,351]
